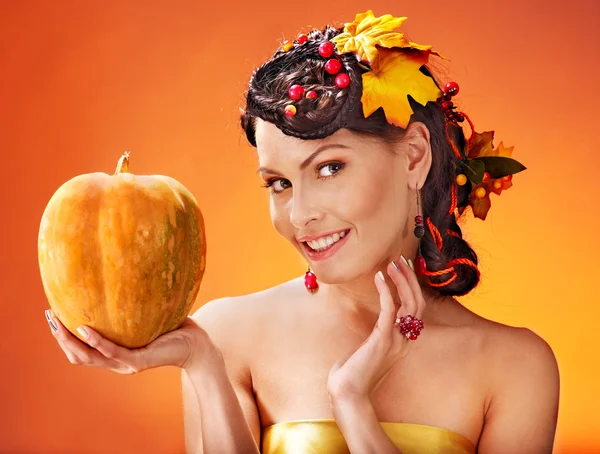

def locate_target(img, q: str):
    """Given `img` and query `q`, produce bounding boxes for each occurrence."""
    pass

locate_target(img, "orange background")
[1,1,598,452]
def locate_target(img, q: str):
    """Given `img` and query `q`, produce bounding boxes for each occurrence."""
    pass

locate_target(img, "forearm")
[183,351,259,454]
[332,395,402,454]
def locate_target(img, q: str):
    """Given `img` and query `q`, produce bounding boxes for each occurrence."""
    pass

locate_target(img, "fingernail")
[392,260,400,270]
[377,271,385,282]
[408,259,414,271]
[400,255,409,266]
[45,310,57,332]
[77,326,88,339]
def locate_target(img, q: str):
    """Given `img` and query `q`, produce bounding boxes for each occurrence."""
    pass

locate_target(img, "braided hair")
[241,26,481,297]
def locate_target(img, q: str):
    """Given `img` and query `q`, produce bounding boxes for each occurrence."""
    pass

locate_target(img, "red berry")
[415,215,423,224]
[334,73,350,88]
[482,171,490,182]
[415,256,427,276]
[297,34,308,45]
[306,90,318,99]
[502,175,513,181]
[318,41,335,58]
[325,59,342,74]
[288,84,305,100]
[444,81,459,96]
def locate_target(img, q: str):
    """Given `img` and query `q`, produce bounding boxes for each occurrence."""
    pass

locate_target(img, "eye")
[262,178,291,194]
[318,162,345,178]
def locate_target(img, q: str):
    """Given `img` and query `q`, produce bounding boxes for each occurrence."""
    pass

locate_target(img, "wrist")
[330,391,372,419]
[181,327,224,373]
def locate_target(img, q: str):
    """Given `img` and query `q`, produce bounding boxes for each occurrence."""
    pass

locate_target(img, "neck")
[319,266,447,335]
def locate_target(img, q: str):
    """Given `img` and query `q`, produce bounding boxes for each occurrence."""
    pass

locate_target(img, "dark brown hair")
[240,25,480,296]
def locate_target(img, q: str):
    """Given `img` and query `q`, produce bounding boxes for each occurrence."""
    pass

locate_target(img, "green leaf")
[463,159,485,184]
[474,156,527,179]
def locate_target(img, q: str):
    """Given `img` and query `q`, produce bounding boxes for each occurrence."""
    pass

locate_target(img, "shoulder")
[189,277,303,356]
[478,319,559,379]
[474,317,560,416]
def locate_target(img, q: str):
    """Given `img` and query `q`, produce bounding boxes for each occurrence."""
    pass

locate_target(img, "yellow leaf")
[494,141,514,157]
[361,47,442,128]
[332,10,442,66]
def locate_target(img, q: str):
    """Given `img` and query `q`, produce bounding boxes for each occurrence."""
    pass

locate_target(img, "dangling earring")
[413,188,427,276]
[305,266,318,293]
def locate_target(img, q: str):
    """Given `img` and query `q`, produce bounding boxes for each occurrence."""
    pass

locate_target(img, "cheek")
[270,198,291,237]
[338,169,398,222]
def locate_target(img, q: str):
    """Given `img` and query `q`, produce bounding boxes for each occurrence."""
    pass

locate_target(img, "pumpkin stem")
[115,152,130,174]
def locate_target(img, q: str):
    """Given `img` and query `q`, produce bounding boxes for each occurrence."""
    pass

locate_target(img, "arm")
[478,328,560,453]
[182,298,261,454]
[331,394,401,454]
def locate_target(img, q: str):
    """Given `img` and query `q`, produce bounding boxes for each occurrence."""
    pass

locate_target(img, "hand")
[45,310,214,374]
[327,256,426,402]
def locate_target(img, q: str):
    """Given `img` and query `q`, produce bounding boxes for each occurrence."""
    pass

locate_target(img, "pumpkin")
[38,152,206,348]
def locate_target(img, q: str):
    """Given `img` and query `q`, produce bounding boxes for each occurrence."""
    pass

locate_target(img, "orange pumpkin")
[38,152,206,348]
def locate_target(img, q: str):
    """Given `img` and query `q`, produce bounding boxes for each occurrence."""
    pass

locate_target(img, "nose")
[289,186,322,228]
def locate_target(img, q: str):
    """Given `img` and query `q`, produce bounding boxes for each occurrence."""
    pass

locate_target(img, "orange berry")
[475,187,486,198]
[502,174,513,181]
[282,41,294,52]
[284,105,297,117]
[456,174,467,186]
[493,180,503,190]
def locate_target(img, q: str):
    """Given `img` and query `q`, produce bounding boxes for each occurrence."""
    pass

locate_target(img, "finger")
[396,256,426,319]
[374,271,396,336]
[48,311,123,369]
[388,260,418,317]
[77,324,135,366]
[56,338,83,365]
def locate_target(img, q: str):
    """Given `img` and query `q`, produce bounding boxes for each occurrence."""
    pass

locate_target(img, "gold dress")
[262,419,476,454]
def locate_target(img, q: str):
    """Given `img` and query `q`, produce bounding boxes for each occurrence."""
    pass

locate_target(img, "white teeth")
[306,230,348,252]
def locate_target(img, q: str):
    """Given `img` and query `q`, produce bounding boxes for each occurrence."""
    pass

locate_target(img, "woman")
[44,11,559,453]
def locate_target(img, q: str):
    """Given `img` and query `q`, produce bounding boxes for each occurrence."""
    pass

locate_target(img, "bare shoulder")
[190,277,301,356]
[472,315,559,380]
[466,313,560,426]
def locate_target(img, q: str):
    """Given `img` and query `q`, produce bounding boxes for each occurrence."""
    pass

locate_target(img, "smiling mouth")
[303,229,351,252]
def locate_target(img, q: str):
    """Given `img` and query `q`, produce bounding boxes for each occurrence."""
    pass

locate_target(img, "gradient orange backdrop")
[1,1,598,452]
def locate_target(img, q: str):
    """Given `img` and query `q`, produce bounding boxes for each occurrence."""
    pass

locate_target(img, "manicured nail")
[45,310,57,332]
[400,255,409,266]
[408,259,414,271]
[392,260,400,270]
[77,326,88,339]
[377,271,385,282]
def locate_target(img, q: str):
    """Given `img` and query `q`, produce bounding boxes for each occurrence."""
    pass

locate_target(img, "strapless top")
[261,419,476,454]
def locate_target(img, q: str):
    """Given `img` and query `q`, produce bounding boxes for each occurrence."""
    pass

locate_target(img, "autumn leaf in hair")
[459,131,527,220]
[332,10,443,66]
[361,47,442,128]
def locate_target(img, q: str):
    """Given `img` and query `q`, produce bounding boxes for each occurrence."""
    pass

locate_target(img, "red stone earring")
[305,267,318,293]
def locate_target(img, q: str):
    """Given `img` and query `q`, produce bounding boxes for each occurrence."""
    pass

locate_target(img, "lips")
[301,229,351,261]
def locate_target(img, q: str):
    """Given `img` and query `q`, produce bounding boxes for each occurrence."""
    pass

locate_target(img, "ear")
[403,121,432,190]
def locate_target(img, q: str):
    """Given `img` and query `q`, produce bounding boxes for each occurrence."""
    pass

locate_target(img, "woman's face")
[255,119,425,284]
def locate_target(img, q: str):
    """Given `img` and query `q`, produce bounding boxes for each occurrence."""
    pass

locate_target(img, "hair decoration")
[276,10,527,222]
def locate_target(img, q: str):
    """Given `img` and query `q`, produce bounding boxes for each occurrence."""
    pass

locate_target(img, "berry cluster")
[281,35,351,117]
[436,81,464,123]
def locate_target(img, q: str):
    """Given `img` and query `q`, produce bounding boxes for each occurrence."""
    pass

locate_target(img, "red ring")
[396,314,424,340]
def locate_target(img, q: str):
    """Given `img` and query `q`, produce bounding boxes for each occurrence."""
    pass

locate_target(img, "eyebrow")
[257,143,351,175]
